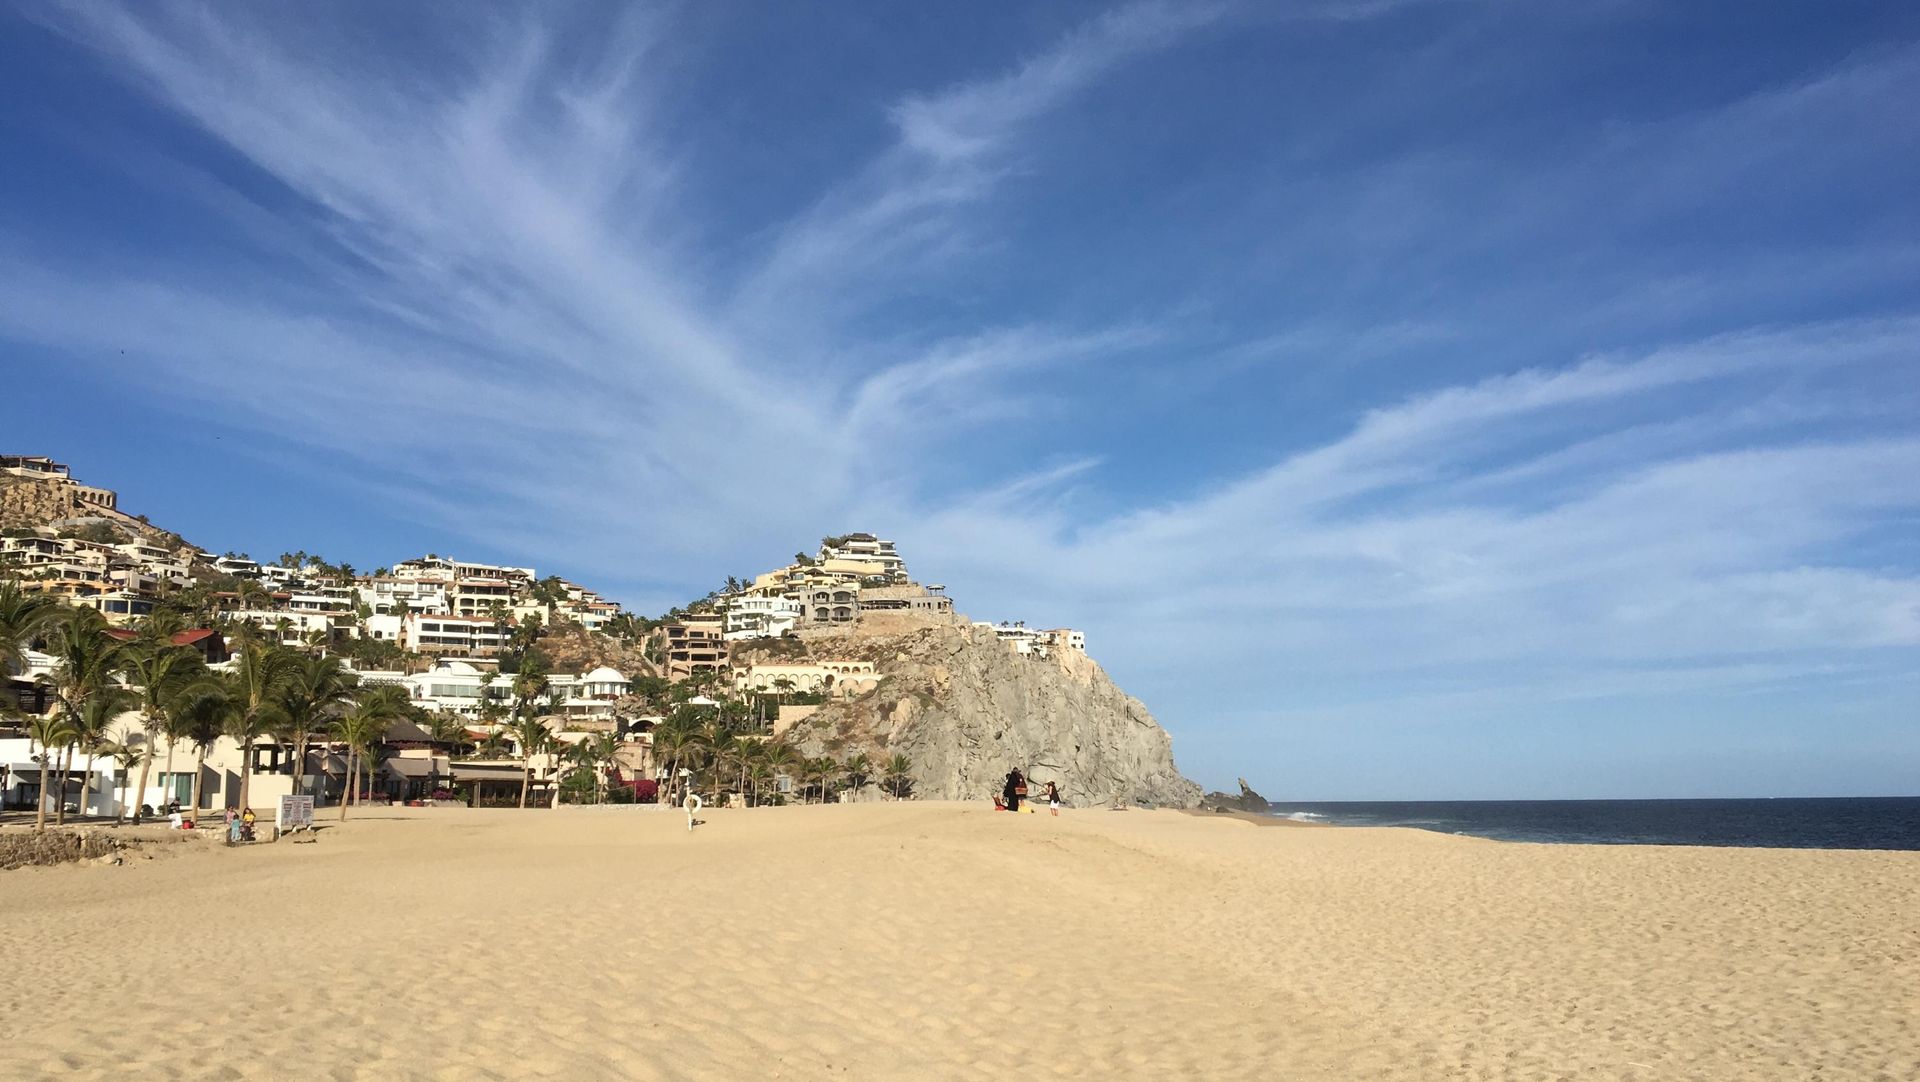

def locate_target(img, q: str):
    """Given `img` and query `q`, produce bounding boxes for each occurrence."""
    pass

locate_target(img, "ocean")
[1261,796,1920,851]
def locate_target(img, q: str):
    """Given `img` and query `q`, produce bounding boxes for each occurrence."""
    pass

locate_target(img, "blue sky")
[4,2,1917,798]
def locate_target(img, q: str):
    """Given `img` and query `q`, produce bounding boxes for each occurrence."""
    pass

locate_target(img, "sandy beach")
[3,804,1915,1081]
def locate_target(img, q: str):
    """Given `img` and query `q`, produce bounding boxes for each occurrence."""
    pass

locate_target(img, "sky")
[3,1,1916,799]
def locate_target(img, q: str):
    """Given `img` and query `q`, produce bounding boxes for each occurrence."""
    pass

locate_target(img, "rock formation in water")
[785,621,1201,808]
[1200,777,1270,813]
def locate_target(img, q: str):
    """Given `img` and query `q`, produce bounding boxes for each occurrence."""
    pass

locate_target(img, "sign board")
[277,794,315,831]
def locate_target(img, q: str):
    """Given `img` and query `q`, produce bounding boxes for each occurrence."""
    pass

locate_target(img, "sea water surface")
[1262,797,1920,851]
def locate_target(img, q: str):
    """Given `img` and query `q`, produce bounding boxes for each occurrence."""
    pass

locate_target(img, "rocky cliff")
[0,474,187,548]
[786,622,1201,808]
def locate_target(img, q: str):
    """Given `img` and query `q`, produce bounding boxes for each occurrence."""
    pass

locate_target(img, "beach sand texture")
[2,804,1914,1080]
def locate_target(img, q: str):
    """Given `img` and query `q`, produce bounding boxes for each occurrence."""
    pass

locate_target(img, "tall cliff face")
[788,623,1201,808]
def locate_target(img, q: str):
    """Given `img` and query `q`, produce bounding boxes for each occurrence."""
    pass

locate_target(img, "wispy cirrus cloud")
[737,1,1228,328]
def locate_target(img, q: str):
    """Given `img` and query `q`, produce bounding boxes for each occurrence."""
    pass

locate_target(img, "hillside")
[785,622,1201,808]
[0,471,191,551]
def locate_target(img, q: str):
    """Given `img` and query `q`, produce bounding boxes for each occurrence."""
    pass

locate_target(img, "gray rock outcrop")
[1200,778,1270,813]
[787,622,1201,808]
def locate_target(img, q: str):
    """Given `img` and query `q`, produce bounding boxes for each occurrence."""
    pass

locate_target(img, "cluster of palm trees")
[1,582,433,830]
[645,707,915,806]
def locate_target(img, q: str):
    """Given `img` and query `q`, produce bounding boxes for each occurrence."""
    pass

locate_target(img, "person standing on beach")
[1045,781,1061,816]
[1004,768,1026,813]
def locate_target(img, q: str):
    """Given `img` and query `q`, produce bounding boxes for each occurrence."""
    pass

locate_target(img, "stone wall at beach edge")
[788,622,1204,808]
[0,828,127,870]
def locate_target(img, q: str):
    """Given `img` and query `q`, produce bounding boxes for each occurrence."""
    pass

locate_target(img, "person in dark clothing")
[1003,768,1026,812]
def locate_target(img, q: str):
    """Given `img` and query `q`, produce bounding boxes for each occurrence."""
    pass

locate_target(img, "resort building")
[212,554,262,578]
[0,455,73,479]
[355,577,451,616]
[283,584,355,615]
[817,533,907,582]
[451,577,519,617]
[370,660,509,716]
[226,608,344,646]
[664,615,728,680]
[79,590,155,624]
[352,660,631,722]
[578,666,631,701]
[858,582,955,617]
[401,613,510,657]
[1045,628,1087,652]
[392,555,535,586]
[805,583,861,625]
[724,594,805,640]
[972,621,1081,658]
[0,455,118,510]
[0,736,122,817]
[736,661,883,699]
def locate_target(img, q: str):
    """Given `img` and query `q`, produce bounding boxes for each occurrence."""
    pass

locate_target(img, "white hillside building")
[724,595,804,640]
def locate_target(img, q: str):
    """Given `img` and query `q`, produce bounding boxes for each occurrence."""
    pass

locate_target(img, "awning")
[384,758,439,779]
[451,762,527,781]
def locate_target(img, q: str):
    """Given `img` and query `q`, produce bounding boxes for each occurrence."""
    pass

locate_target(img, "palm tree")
[70,685,135,819]
[359,736,389,803]
[511,653,550,721]
[424,712,472,754]
[109,739,147,820]
[508,713,553,809]
[747,760,775,806]
[808,757,841,805]
[151,675,207,815]
[172,679,234,816]
[736,739,767,802]
[0,579,57,674]
[138,607,190,642]
[584,731,622,803]
[26,713,76,830]
[236,579,272,613]
[331,701,391,822]
[277,654,359,798]
[649,717,700,807]
[883,754,913,800]
[705,726,740,800]
[763,741,799,802]
[843,752,873,800]
[43,609,132,823]
[556,738,604,806]
[226,639,296,813]
[122,642,205,824]
[475,729,512,759]
[301,627,330,656]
